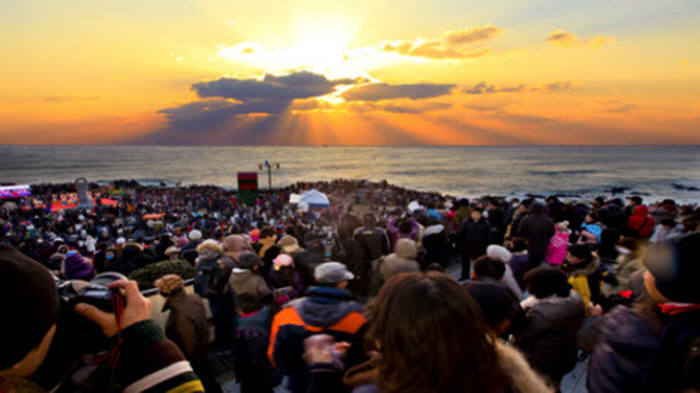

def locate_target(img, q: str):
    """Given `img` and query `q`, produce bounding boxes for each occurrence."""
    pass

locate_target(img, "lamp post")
[258,160,281,190]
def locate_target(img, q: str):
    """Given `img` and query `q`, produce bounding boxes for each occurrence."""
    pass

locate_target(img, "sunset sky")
[1,0,699,145]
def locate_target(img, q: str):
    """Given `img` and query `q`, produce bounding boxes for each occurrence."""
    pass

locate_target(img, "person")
[626,202,655,239]
[563,244,610,312]
[229,252,272,300]
[515,267,585,389]
[353,213,391,296]
[580,212,603,244]
[304,272,553,393]
[268,262,365,393]
[487,198,507,245]
[0,244,204,392]
[223,234,254,265]
[180,229,202,264]
[464,280,523,339]
[379,238,420,283]
[649,217,683,243]
[154,274,221,393]
[486,245,526,300]
[588,233,700,393]
[517,202,555,269]
[193,239,236,351]
[457,207,491,280]
[256,227,280,277]
[266,253,305,305]
[233,293,281,393]
[472,255,523,301]
[62,250,95,280]
[545,221,570,266]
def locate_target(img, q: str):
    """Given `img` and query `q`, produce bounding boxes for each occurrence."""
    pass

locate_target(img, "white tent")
[289,193,301,204]
[298,189,330,207]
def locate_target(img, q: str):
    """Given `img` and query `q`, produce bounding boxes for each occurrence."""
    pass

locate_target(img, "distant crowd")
[1,179,699,393]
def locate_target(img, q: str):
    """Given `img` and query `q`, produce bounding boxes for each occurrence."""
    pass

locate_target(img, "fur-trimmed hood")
[495,340,555,393]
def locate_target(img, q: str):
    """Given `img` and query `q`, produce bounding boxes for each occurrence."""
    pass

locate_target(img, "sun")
[218,15,390,79]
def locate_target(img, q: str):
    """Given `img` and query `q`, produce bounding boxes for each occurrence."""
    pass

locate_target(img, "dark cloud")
[463,81,572,94]
[546,30,612,48]
[192,71,350,101]
[342,83,455,101]
[379,24,500,60]
[141,70,364,144]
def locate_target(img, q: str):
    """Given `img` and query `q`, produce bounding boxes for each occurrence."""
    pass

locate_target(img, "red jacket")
[627,205,655,238]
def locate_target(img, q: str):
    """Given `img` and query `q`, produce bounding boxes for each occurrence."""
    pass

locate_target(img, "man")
[0,244,203,392]
[588,233,700,393]
[268,262,365,393]
[457,208,491,280]
[517,202,555,269]
[353,213,390,296]
[155,274,221,393]
[472,254,523,301]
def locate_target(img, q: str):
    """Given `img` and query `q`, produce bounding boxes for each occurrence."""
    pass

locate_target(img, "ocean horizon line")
[2,144,699,148]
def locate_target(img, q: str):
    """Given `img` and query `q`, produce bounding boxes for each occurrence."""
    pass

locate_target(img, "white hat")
[188,229,203,241]
[486,245,512,264]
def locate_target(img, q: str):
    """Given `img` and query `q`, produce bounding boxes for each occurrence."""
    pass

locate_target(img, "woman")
[305,272,552,393]
[516,267,585,389]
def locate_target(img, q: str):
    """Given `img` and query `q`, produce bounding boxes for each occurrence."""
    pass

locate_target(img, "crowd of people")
[0,178,699,393]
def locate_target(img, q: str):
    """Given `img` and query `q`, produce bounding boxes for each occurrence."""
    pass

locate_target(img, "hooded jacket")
[626,205,655,238]
[268,286,365,393]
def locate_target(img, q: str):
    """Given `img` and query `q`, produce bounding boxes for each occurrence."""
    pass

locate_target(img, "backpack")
[194,258,223,298]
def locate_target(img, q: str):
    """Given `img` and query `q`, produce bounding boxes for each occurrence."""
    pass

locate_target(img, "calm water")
[1,146,699,202]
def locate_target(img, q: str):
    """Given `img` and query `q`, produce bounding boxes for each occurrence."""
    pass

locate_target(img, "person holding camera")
[0,244,204,393]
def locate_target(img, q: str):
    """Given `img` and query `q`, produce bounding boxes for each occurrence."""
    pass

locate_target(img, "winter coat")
[516,290,585,383]
[545,231,569,265]
[268,286,365,393]
[588,305,665,393]
[234,307,281,393]
[567,258,606,312]
[353,227,390,262]
[267,267,305,304]
[626,205,655,238]
[229,268,272,299]
[458,218,491,245]
[163,290,210,363]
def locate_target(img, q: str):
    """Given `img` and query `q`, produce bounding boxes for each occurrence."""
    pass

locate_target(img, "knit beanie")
[643,233,700,303]
[0,245,60,369]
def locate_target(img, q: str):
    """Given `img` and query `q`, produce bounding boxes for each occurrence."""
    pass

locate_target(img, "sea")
[1,145,699,203]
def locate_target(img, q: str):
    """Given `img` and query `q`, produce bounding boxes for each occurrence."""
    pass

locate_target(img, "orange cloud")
[380,24,501,59]
[547,30,613,48]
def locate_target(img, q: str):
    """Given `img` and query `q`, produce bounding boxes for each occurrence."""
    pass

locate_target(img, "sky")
[1,0,699,145]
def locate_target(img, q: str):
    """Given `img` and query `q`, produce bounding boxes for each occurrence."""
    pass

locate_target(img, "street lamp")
[258,160,281,190]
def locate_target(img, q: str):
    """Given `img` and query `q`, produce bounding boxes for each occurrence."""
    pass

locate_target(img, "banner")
[0,185,31,199]
[237,172,258,205]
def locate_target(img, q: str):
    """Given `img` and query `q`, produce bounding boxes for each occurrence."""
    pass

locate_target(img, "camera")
[32,272,127,391]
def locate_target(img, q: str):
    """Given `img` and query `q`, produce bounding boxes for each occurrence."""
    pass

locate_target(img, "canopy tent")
[289,193,301,204]
[298,189,330,207]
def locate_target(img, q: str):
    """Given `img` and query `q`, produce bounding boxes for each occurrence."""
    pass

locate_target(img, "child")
[233,293,281,393]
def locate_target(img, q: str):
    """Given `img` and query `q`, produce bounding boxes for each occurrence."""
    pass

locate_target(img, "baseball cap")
[314,262,354,284]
